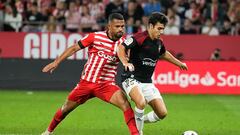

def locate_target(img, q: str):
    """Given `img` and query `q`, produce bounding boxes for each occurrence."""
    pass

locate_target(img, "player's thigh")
[129,86,146,108]
[94,83,130,111]
[122,78,145,106]
[94,83,117,102]
[109,90,130,111]
[68,80,94,105]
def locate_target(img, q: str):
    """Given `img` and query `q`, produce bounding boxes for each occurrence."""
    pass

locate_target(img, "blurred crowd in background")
[0,0,240,35]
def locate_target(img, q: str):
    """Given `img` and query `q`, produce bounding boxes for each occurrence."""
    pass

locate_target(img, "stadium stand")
[0,0,239,35]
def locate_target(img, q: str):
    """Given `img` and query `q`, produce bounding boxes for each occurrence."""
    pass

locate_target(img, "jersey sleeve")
[77,33,94,48]
[122,36,138,49]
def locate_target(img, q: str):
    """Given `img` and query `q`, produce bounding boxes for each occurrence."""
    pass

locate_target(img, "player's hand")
[123,63,135,72]
[42,61,59,73]
[179,62,188,70]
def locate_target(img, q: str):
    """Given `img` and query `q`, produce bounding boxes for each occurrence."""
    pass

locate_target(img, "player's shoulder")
[133,31,148,39]
[84,31,108,40]
[93,31,107,36]
[132,31,148,45]
[83,31,106,37]
[81,31,107,43]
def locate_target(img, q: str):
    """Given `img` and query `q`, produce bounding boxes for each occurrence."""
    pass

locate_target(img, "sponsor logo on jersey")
[98,51,117,61]
[142,58,157,67]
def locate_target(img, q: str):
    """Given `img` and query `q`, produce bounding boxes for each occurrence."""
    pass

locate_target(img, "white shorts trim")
[122,78,162,103]
[139,83,162,103]
[122,78,139,96]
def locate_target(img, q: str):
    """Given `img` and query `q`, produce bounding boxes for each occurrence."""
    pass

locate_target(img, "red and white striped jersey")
[78,31,124,83]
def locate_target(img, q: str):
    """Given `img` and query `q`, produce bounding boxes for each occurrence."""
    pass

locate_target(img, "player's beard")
[115,32,123,39]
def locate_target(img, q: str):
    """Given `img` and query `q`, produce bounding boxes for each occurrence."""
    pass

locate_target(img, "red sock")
[124,108,139,135]
[47,109,66,132]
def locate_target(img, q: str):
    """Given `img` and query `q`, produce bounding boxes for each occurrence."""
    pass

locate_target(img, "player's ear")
[108,22,113,30]
[149,23,153,29]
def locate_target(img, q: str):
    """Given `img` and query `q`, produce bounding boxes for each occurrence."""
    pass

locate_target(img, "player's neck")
[147,29,154,40]
[107,30,118,41]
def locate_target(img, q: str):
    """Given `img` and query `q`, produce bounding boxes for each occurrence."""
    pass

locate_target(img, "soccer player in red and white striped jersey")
[79,30,124,83]
[41,13,139,135]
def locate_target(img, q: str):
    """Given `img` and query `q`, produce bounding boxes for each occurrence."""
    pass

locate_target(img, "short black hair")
[108,13,124,23]
[148,12,168,26]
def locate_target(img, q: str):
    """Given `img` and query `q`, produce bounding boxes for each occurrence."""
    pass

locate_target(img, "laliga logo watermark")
[200,72,215,86]
[97,51,117,61]
[153,71,240,88]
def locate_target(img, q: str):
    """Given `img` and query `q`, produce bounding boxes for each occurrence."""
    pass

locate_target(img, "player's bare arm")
[117,44,134,71]
[42,44,81,73]
[161,51,188,70]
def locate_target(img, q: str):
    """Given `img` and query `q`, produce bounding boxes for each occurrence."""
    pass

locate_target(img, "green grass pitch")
[0,90,239,135]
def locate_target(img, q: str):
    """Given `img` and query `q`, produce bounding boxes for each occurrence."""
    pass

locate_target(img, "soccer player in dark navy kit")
[117,12,188,134]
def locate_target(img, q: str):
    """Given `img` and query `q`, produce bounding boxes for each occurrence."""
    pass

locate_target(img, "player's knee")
[61,102,77,115]
[157,110,167,119]
[119,98,131,110]
[135,100,146,110]
[61,106,71,116]
[114,94,131,111]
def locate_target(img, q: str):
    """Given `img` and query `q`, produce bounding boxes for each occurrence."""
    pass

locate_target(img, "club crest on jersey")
[124,37,133,46]
[98,51,117,61]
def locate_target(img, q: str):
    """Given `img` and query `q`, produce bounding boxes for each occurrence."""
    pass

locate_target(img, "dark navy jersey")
[121,31,166,83]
